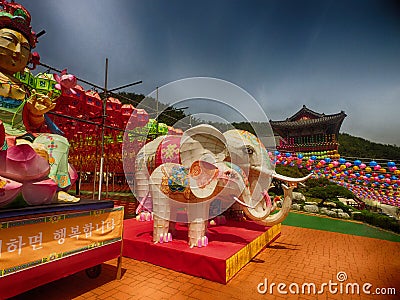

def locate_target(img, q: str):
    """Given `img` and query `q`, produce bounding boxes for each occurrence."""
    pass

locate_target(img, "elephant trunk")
[238,171,272,221]
[245,166,311,224]
[256,184,294,226]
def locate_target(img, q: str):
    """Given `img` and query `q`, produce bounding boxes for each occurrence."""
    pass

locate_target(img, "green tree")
[338,133,400,160]
[307,184,355,206]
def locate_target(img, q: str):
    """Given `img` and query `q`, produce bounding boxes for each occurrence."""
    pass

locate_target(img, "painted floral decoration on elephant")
[162,165,189,194]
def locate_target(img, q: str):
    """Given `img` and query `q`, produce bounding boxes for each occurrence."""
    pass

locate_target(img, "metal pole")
[112,171,115,193]
[156,87,159,117]
[156,87,159,135]
[106,163,109,198]
[92,161,97,200]
[98,58,108,200]
[108,80,142,92]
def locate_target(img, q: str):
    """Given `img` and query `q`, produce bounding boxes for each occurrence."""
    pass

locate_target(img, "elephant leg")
[188,221,208,248]
[153,215,172,243]
[187,202,210,248]
[151,180,172,243]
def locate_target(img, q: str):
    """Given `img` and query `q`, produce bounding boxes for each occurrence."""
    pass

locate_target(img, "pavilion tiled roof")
[269,105,347,138]
[270,112,346,129]
[270,105,346,128]
[287,105,324,121]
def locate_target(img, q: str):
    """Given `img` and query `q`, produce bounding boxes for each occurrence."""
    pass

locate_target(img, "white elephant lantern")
[131,124,310,248]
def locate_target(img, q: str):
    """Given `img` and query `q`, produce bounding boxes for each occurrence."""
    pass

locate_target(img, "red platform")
[122,219,281,283]
[0,241,122,299]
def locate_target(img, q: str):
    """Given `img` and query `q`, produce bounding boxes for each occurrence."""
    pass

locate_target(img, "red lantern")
[106,97,122,118]
[136,108,149,127]
[85,90,103,119]
[121,104,134,125]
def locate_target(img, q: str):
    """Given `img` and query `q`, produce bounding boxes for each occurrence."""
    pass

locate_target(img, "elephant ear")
[188,160,219,198]
[180,124,227,169]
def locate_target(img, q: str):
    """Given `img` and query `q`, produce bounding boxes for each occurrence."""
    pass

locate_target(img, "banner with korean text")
[0,206,123,277]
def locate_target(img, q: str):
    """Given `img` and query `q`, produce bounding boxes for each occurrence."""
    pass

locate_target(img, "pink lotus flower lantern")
[54,69,78,94]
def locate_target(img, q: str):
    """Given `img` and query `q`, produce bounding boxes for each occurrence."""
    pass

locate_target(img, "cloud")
[17,0,400,146]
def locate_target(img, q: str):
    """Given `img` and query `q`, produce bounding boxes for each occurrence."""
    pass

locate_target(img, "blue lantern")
[388,161,396,168]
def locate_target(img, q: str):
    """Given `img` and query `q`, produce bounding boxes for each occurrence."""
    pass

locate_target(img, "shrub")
[333,200,356,214]
[357,210,400,233]
[275,165,308,178]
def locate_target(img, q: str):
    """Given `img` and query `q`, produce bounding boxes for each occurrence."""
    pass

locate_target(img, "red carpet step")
[122,219,281,283]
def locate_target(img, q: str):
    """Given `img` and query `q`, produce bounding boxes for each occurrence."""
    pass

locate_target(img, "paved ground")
[11,225,400,300]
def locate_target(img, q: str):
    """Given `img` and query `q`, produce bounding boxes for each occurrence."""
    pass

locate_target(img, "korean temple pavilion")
[270,105,346,158]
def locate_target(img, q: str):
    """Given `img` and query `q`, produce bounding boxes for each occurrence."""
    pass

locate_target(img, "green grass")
[282,212,400,242]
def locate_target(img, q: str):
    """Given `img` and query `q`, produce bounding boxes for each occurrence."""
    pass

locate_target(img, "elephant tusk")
[250,165,311,184]
[250,166,274,176]
[233,196,263,209]
[272,172,312,183]
[281,183,289,190]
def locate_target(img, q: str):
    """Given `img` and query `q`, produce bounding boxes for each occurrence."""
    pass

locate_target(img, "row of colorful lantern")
[272,151,400,207]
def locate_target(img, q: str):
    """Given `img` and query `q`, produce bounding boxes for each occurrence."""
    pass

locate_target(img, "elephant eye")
[245,147,254,154]
[225,170,236,178]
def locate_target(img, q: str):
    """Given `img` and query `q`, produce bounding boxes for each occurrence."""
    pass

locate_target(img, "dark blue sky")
[19,0,400,145]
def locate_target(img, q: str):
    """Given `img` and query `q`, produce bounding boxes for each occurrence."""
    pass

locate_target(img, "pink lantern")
[0,176,22,208]
[22,178,58,205]
[0,144,50,182]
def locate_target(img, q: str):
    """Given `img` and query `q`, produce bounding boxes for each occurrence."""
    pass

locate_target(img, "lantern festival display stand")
[0,201,124,299]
